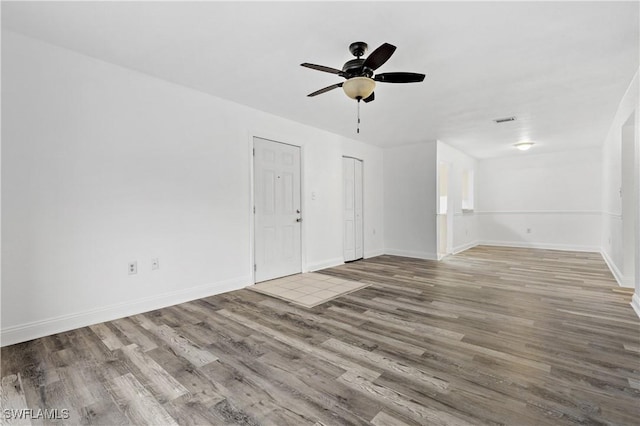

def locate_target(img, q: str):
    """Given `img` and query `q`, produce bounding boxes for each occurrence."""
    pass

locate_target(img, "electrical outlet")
[373,228,376,235]
[151,258,159,270]
[128,261,137,275]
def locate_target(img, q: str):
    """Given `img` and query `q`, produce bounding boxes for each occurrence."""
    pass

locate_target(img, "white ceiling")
[2,1,638,158]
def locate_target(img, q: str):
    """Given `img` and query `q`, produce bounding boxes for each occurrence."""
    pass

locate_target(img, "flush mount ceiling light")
[514,142,534,151]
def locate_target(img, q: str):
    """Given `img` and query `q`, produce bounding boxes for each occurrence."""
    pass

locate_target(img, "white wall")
[476,149,602,252]
[436,141,478,254]
[1,31,385,345]
[601,71,639,302]
[383,142,438,259]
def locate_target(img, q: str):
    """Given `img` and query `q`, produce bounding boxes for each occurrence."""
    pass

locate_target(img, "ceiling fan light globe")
[342,77,376,100]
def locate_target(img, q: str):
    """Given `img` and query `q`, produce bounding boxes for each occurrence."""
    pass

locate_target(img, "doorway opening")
[437,162,453,259]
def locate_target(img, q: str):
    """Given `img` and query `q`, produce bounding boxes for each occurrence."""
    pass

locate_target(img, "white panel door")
[343,158,356,261]
[354,159,364,260]
[343,157,363,262]
[254,138,301,282]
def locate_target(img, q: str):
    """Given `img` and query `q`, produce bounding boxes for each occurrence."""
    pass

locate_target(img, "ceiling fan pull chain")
[357,98,361,134]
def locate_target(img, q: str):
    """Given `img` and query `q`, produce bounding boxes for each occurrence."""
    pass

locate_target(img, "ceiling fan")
[301,41,425,104]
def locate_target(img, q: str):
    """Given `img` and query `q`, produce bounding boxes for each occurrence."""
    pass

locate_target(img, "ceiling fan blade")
[307,82,343,97]
[374,72,426,83]
[363,92,375,103]
[362,43,396,71]
[301,63,343,75]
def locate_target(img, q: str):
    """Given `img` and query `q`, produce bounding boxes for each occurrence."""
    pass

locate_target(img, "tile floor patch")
[247,272,370,308]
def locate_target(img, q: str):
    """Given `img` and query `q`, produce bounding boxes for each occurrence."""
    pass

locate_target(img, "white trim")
[453,241,480,254]
[1,275,251,347]
[453,211,476,217]
[479,240,600,253]
[306,257,344,272]
[600,249,632,288]
[631,294,640,319]
[475,210,601,216]
[384,248,438,260]
[248,132,256,283]
[603,211,623,219]
[364,249,386,259]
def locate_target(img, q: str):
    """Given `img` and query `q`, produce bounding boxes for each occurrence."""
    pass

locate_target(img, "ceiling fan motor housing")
[342,59,373,78]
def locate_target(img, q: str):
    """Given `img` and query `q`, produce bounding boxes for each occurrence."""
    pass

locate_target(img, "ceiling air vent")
[494,116,516,123]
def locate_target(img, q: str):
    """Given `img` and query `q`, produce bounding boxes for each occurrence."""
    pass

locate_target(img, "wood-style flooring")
[2,246,639,425]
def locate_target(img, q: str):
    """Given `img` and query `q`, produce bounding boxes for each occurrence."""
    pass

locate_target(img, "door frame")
[248,132,306,283]
[437,161,453,260]
[622,111,637,285]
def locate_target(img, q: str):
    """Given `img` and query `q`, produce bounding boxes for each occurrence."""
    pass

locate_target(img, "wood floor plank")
[112,317,158,352]
[320,338,449,393]
[149,324,218,368]
[216,308,381,381]
[370,410,416,426]
[203,335,372,425]
[88,322,125,351]
[110,373,178,426]
[338,371,474,426]
[259,298,426,356]
[0,374,32,426]
[161,398,228,426]
[119,344,189,402]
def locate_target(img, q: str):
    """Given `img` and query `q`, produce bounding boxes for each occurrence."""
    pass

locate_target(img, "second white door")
[343,157,363,262]
[254,138,302,282]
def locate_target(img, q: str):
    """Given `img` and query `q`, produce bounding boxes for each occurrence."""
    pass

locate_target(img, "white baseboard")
[306,257,344,272]
[306,251,385,272]
[453,241,480,255]
[384,248,438,260]
[600,249,633,288]
[479,240,600,253]
[631,294,640,319]
[364,249,386,259]
[1,275,251,347]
